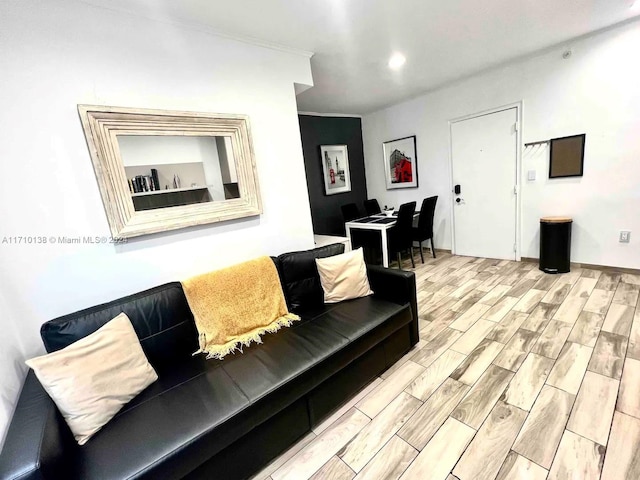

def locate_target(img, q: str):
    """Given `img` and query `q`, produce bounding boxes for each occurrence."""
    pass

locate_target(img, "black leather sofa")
[0,245,418,480]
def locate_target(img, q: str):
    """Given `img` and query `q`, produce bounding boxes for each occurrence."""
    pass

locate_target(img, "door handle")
[454,185,461,195]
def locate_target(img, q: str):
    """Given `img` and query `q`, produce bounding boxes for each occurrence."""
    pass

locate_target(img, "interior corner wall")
[0,0,313,445]
[299,115,367,235]
[362,19,640,270]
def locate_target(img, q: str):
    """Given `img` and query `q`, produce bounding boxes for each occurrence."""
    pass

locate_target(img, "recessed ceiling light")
[388,53,406,70]
[632,0,640,10]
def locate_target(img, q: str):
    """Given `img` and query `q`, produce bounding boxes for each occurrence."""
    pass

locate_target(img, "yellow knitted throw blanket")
[181,256,300,360]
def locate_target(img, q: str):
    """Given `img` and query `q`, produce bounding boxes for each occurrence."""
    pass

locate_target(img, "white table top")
[313,234,351,248]
[345,212,419,230]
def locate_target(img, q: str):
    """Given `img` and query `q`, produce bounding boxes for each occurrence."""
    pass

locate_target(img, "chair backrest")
[396,201,417,237]
[341,203,361,222]
[418,196,438,236]
[364,199,381,215]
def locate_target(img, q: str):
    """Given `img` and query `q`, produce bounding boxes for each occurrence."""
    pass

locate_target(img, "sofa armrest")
[0,371,75,480]
[366,265,419,345]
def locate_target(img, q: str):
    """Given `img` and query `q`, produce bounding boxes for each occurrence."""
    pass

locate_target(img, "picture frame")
[382,135,418,189]
[78,105,262,238]
[549,133,586,179]
[320,144,351,195]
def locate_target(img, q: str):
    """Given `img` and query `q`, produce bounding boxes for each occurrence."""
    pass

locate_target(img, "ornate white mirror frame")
[78,105,262,238]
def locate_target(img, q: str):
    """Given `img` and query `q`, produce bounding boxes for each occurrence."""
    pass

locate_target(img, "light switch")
[527,170,536,181]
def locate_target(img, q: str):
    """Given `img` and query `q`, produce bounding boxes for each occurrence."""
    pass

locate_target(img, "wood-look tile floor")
[253,253,640,480]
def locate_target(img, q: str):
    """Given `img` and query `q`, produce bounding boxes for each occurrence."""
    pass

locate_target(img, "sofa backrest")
[39,245,345,368]
[40,282,198,372]
[274,243,345,313]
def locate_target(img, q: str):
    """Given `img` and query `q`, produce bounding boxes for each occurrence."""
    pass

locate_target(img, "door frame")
[447,101,523,261]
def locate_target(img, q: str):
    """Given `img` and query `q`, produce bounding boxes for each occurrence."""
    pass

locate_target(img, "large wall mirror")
[78,105,262,238]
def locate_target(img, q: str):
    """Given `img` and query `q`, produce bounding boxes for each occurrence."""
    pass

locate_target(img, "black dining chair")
[388,201,417,270]
[412,196,438,263]
[364,199,382,216]
[341,203,361,222]
[341,202,379,263]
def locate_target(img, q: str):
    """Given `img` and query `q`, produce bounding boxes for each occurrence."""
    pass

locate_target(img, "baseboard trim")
[414,246,451,255]
[520,257,538,263]
[521,257,640,275]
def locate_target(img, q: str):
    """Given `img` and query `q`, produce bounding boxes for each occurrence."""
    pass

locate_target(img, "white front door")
[451,107,519,260]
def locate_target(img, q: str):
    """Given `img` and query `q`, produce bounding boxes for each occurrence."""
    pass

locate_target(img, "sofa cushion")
[26,313,158,445]
[275,244,345,313]
[221,318,350,403]
[299,296,409,341]
[315,248,373,303]
[69,360,251,480]
[223,296,409,403]
[40,282,198,373]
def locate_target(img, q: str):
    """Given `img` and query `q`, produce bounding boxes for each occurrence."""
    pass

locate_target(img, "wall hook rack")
[524,139,550,147]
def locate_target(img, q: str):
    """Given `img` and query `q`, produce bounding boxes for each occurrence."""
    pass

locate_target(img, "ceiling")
[80,0,639,114]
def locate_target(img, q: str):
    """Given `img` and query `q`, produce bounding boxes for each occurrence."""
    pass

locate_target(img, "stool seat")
[540,216,572,223]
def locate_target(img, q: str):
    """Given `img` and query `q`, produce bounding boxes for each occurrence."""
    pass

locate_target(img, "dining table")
[345,211,419,268]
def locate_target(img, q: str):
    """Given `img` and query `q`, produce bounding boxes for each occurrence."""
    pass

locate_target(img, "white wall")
[218,137,239,184]
[363,20,640,270]
[0,0,314,444]
[200,139,226,201]
[118,135,220,167]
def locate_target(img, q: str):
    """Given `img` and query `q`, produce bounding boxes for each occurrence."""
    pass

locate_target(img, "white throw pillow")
[315,247,374,303]
[26,312,158,445]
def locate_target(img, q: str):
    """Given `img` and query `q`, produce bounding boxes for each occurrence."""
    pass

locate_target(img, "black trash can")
[539,216,572,274]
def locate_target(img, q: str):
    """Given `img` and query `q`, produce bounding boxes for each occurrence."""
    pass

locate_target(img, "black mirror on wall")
[549,134,585,178]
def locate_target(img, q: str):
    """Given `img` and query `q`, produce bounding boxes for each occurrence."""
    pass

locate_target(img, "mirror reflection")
[117,135,241,212]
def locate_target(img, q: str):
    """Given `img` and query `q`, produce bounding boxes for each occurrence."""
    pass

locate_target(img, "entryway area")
[450,105,521,261]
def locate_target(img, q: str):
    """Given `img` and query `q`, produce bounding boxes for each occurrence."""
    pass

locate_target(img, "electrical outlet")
[620,231,631,243]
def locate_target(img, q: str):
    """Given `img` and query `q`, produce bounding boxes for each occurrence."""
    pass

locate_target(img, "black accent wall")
[299,115,368,236]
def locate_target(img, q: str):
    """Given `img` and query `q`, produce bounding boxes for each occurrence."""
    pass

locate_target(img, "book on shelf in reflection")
[129,168,161,194]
